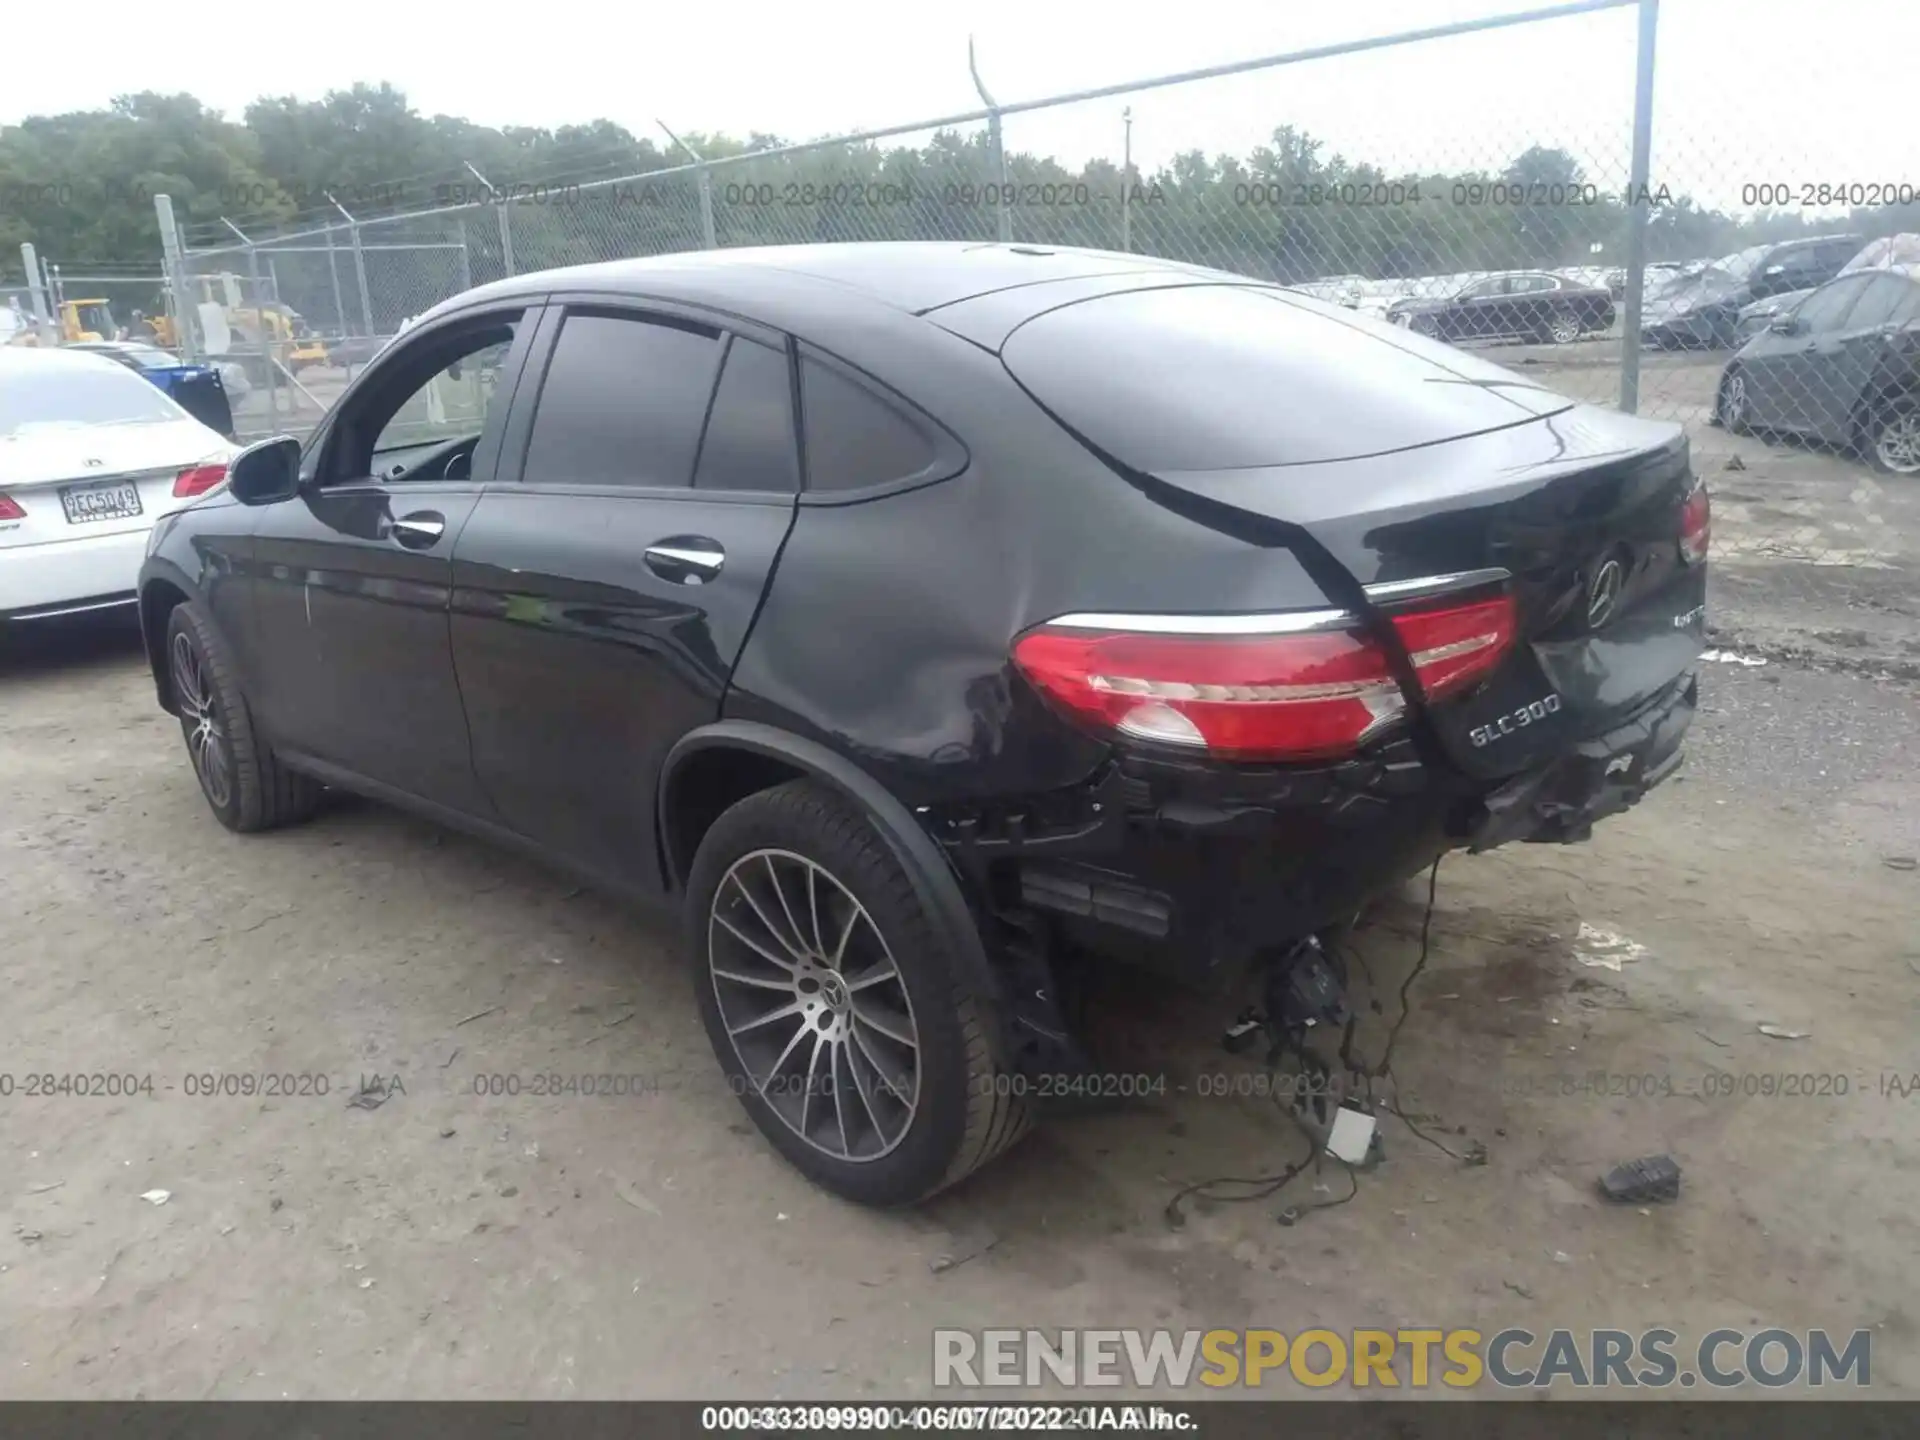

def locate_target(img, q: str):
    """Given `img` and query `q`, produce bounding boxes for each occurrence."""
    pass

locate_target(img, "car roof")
[433,241,1226,324]
[0,345,136,375]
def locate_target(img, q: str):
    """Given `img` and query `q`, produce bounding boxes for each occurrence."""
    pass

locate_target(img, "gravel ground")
[2,605,1916,1400]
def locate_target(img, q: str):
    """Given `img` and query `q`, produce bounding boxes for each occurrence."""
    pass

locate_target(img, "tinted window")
[1000,285,1574,471]
[692,337,798,492]
[524,312,723,488]
[1458,278,1502,300]
[800,355,939,492]
[1842,274,1912,330]
[1794,276,1870,332]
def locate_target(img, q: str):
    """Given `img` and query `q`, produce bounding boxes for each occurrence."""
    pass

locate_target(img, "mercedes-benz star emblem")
[1586,558,1624,629]
[83,458,104,468]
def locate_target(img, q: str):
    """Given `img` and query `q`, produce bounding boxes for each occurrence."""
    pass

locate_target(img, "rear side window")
[522,311,723,489]
[692,337,799,493]
[999,284,1574,472]
[799,354,941,493]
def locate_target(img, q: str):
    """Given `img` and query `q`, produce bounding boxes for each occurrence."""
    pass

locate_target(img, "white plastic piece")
[1326,1105,1377,1165]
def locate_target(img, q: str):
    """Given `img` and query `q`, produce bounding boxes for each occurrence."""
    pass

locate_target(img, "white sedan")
[1,348,238,623]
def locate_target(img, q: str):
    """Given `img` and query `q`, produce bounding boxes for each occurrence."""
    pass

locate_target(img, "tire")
[686,780,1029,1205]
[1865,396,1920,476]
[1717,367,1751,436]
[1547,308,1582,345]
[165,602,322,833]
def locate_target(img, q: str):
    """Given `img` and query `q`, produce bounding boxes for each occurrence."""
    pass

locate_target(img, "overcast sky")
[5,0,1913,215]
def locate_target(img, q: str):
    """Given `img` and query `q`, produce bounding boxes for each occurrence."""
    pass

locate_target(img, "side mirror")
[1768,313,1803,336]
[228,436,303,505]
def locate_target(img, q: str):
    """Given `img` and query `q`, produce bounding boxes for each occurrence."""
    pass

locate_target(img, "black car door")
[1452,277,1506,340]
[1796,273,1918,444]
[450,299,801,893]
[245,303,539,812]
[1743,275,1869,435]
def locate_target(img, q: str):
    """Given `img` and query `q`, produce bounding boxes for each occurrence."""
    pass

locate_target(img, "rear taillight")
[1679,484,1711,564]
[173,464,228,498]
[1012,595,1516,762]
[0,493,24,521]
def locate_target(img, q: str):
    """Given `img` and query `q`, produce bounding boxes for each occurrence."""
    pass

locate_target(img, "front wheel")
[1547,309,1582,345]
[686,780,1029,1205]
[1717,368,1752,435]
[165,602,321,833]
[1866,397,1920,476]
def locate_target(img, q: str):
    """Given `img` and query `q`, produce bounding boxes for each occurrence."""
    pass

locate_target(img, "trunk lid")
[0,418,232,548]
[999,283,1706,779]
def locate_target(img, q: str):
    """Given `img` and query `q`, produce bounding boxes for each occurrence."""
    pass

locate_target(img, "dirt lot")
[3,597,1917,1397]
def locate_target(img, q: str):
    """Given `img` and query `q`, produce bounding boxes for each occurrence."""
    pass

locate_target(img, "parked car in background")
[138,243,1706,1204]
[1644,235,1863,349]
[1386,270,1614,344]
[67,340,237,439]
[1839,232,1920,276]
[1287,274,1365,308]
[0,348,236,623]
[1714,264,1920,475]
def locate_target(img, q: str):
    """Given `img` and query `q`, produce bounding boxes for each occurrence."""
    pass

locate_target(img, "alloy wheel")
[1549,312,1581,344]
[1875,411,1920,475]
[171,632,232,809]
[1722,372,1749,431]
[707,849,921,1162]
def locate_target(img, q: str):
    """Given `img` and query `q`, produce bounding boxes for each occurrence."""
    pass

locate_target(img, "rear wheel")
[166,603,321,833]
[686,780,1029,1205]
[1867,397,1920,476]
[1717,368,1752,435]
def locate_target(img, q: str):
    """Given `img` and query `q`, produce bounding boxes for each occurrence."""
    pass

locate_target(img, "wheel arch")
[138,560,200,714]
[659,721,1009,1048]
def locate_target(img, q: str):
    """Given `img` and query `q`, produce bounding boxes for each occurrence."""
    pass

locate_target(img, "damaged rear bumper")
[1469,672,1696,850]
[929,672,1698,983]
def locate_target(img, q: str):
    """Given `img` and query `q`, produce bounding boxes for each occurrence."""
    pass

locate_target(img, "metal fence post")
[457,219,473,292]
[242,240,280,428]
[20,242,53,338]
[1120,107,1134,252]
[1617,0,1660,414]
[154,196,196,358]
[329,197,377,341]
[969,39,1014,243]
[698,167,718,250]
[324,224,349,342]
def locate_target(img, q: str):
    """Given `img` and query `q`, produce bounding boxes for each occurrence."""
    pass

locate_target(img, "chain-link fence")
[142,0,1916,669]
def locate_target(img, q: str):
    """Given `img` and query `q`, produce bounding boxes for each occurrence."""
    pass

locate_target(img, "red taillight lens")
[173,464,228,498]
[0,493,24,521]
[1679,484,1711,564]
[1013,595,1516,762]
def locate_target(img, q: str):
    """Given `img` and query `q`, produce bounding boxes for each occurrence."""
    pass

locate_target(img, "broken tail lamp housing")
[1013,594,1517,762]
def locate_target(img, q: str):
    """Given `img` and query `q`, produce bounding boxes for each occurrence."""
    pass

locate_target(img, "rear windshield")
[0,365,181,438]
[999,284,1572,471]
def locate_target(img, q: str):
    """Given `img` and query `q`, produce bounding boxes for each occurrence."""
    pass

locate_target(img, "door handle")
[644,538,725,585]
[390,511,446,549]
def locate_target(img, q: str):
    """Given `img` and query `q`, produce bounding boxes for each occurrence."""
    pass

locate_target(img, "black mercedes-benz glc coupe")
[139,242,1708,1204]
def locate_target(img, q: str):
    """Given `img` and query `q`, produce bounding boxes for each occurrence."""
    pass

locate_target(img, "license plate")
[60,480,143,525]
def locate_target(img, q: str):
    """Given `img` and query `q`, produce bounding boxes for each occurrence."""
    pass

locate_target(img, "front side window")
[1793,276,1869,333]
[371,320,521,459]
[521,312,724,489]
